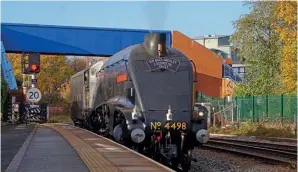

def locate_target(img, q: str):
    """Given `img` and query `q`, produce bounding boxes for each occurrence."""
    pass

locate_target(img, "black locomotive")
[70,33,209,171]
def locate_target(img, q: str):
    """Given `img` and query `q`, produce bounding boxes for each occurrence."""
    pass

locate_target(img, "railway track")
[202,137,297,168]
[210,134,298,144]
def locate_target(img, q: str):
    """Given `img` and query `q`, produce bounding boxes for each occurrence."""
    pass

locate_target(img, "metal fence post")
[47,105,50,121]
[238,105,241,128]
[213,107,215,127]
[234,97,237,122]
[232,101,234,124]
[238,105,240,122]
[266,95,269,119]
[252,96,255,122]
[281,94,284,123]
[294,113,297,136]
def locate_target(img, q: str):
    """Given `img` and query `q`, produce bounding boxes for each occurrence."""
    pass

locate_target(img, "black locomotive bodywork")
[70,33,209,171]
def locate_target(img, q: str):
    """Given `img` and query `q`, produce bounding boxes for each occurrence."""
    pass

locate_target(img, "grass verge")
[209,121,297,138]
[48,114,72,123]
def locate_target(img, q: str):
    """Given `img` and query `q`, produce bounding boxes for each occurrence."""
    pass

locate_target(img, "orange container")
[197,73,222,98]
[172,31,224,98]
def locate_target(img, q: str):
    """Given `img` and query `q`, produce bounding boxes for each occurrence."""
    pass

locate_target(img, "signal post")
[20,53,46,123]
[22,53,41,104]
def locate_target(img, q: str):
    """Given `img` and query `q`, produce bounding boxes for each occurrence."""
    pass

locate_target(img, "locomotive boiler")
[70,33,209,171]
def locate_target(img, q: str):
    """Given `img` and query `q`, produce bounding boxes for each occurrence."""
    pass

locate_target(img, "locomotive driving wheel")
[99,102,115,136]
[86,109,100,132]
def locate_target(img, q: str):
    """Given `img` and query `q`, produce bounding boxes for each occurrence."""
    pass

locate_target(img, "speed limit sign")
[26,87,42,103]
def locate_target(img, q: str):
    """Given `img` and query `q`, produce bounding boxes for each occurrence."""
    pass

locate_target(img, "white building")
[193,35,245,79]
[193,35,241,61]
[231,64,246,79]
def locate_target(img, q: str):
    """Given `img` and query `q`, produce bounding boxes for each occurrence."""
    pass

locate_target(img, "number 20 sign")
[26,87,42,103]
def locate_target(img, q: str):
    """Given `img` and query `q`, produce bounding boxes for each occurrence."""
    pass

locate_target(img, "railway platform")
[4,123,174,172]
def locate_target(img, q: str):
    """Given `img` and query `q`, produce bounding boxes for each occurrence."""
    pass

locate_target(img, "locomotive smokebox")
[144,33,168,57]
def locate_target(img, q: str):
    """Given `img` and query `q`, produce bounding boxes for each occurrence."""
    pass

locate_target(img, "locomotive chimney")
[144,33,168,57]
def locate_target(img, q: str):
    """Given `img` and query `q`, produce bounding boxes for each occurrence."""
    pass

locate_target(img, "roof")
[193,35,230,40]
[1,23,172,56]
[1,22,170,33]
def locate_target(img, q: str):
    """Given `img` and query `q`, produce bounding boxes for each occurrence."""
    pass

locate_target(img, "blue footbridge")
[1,23,242,92]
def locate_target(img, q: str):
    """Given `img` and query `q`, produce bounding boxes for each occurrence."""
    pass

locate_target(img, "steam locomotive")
[70,33,209,171]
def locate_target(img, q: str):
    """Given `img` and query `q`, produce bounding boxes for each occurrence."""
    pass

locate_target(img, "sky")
[1,1,251,38]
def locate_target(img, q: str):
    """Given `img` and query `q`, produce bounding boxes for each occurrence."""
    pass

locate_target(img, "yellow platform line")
[49,125,121,172]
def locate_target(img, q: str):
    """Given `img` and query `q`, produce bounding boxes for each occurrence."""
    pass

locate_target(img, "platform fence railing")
[197,93,297,124]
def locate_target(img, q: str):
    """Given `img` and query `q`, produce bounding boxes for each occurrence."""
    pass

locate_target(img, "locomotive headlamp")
[193,105,205,121]
[198,112,204,117]
[166,105,173,121]
[196,129,210,144]
[131,128,145,143]
[196,111,205,120]
[131,107,139,120]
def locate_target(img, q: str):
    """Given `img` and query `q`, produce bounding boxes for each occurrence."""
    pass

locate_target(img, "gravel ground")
[189,147,296,172]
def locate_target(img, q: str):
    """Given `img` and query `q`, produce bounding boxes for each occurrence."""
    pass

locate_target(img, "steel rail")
[201,139,297,168]
[210,137,297,153]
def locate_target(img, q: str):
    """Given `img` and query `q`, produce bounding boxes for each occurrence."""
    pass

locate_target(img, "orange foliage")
[274,1,297,93]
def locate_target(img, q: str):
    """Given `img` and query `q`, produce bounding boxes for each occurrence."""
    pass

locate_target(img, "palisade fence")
[197,93,297,124]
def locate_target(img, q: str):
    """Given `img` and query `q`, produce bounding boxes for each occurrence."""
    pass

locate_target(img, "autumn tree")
[1,78,8,113]
[66,56,109,72]
[6,53,23,82]
[37,55,74,94]
[274,1,297,94]
[6,54,75,106]
[6,53,109,110]
[231,1,283,96]
[66,56,87,73]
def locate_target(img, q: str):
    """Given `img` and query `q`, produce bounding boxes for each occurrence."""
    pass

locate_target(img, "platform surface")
[5,124,89,172]
[1,124,34,172]
[4,123,174,172]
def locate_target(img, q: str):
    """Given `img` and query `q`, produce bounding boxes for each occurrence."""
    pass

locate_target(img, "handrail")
[1,41,18,90]
[213,104,234,116]
[222,63,242,82]
[190,60,197,82]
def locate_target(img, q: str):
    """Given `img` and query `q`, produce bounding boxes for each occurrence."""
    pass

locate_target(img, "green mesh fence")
[197,93,297,123]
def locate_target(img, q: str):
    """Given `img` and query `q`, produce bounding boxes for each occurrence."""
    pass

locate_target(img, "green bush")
[209,121,296,138]
[1,78,8,113]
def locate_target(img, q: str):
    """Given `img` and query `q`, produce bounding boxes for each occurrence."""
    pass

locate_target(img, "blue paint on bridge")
[1,23,172,56]
[1,41,18,90]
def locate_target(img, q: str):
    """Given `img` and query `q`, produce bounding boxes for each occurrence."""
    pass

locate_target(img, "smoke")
[142,1,170,31]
